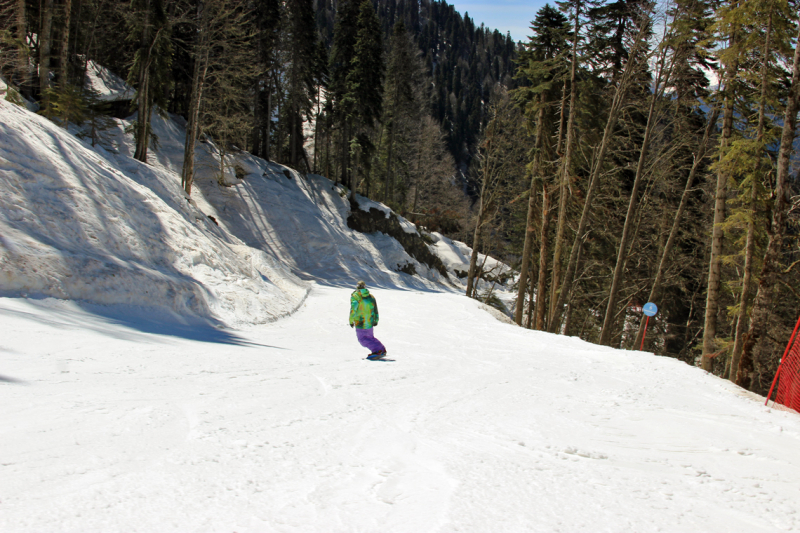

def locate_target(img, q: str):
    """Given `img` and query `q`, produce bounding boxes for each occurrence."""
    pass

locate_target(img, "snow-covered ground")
[3,290,800,532]
[3,79,800,532]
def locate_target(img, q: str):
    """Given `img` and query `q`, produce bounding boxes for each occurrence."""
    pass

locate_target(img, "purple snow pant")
[356,327,386,353]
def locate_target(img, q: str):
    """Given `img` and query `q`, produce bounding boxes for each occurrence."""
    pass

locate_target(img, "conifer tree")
[286,0,320,169]
[343,0,384,198]
[732,8,799,389]
[39,0,55,103]
[466,88,526,297]
[701,0,744,370]
[382,20,416,204]
[512,4,568,326]
[548,0,586,331]
[312,38,330,173]
[0,0,30,93]
[632,0,717,349]
[329,0,360,187]
[57,0,73,85]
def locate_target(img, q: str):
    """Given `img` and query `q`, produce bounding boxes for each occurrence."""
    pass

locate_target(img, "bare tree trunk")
[466,205,484,298]
[526,258,536,328]
[266,74,274,161]
[182,60,206,194]
[80,1,100,89]
[548,2,581,325]
[252,79,262,157]
[133,0,154,163]
[133,69,150,161]
[384,119,396,204]
[341,119,349,186]
[633,105,720,348]
[534,183,551,330]
[14,0,29,92]
[735,19,800,390]
[58,0,72,85]
[181,7,209,195]
[514,177,538,324]
[702,50,739,370]
[39,0,54,100]
[729,15,772,380]
[325,110,331,179]
[556,76,568,155]
[514,104,546,325]
[313,86,321,173]
[348,129,359,201]
[290,106,298,167]
[276,89,284,163]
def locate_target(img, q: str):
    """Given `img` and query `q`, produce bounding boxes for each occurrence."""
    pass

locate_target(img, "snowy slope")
[2,290,800,532]
[0,99,316,326]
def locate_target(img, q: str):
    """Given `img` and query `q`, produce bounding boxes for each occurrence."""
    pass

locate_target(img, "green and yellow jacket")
[349,288,379,329]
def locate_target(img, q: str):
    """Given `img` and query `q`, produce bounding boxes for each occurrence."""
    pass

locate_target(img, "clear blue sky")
[447,0,552,43]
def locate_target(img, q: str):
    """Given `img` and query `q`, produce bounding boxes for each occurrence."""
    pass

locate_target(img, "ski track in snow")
[2,288,800,532]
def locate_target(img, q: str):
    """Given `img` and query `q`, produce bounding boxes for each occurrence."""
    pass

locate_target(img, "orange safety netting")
[766,314,800,412]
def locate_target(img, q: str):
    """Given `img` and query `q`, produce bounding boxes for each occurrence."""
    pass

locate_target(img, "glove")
[350,323,354,328]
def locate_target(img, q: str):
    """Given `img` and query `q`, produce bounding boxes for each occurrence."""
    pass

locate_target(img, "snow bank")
[0,99,307,326]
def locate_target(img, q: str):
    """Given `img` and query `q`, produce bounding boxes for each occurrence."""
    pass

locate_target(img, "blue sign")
[643,302,658,317]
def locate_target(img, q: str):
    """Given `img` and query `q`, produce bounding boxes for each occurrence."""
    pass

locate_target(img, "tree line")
[465,0,800,396]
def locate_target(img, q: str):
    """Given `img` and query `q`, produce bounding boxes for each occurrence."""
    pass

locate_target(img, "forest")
[0,0,799,396]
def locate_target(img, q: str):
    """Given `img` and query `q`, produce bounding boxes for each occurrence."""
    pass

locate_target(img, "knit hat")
[356,281,366,289]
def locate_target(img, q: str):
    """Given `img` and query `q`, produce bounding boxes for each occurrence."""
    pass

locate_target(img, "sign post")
[640,302,658,351]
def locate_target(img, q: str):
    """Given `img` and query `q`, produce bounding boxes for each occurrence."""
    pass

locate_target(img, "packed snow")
[2,88,800,532]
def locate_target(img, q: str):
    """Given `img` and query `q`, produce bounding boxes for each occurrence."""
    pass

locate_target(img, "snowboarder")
[349,281,387,360]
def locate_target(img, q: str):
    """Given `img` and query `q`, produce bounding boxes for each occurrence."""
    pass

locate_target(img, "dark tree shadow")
[0,300,283,348]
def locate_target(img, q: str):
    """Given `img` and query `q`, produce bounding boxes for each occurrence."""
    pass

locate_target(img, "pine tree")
[286,0,320,169]
[0,0,30,92]
[39,0,55,103]
[701,0,746,370]
[722,2,799,388]
[736,15,800,390]
[382,20,416,204]
[329,0,360,187]
[511,4,569,326]
[343,0,384,198]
